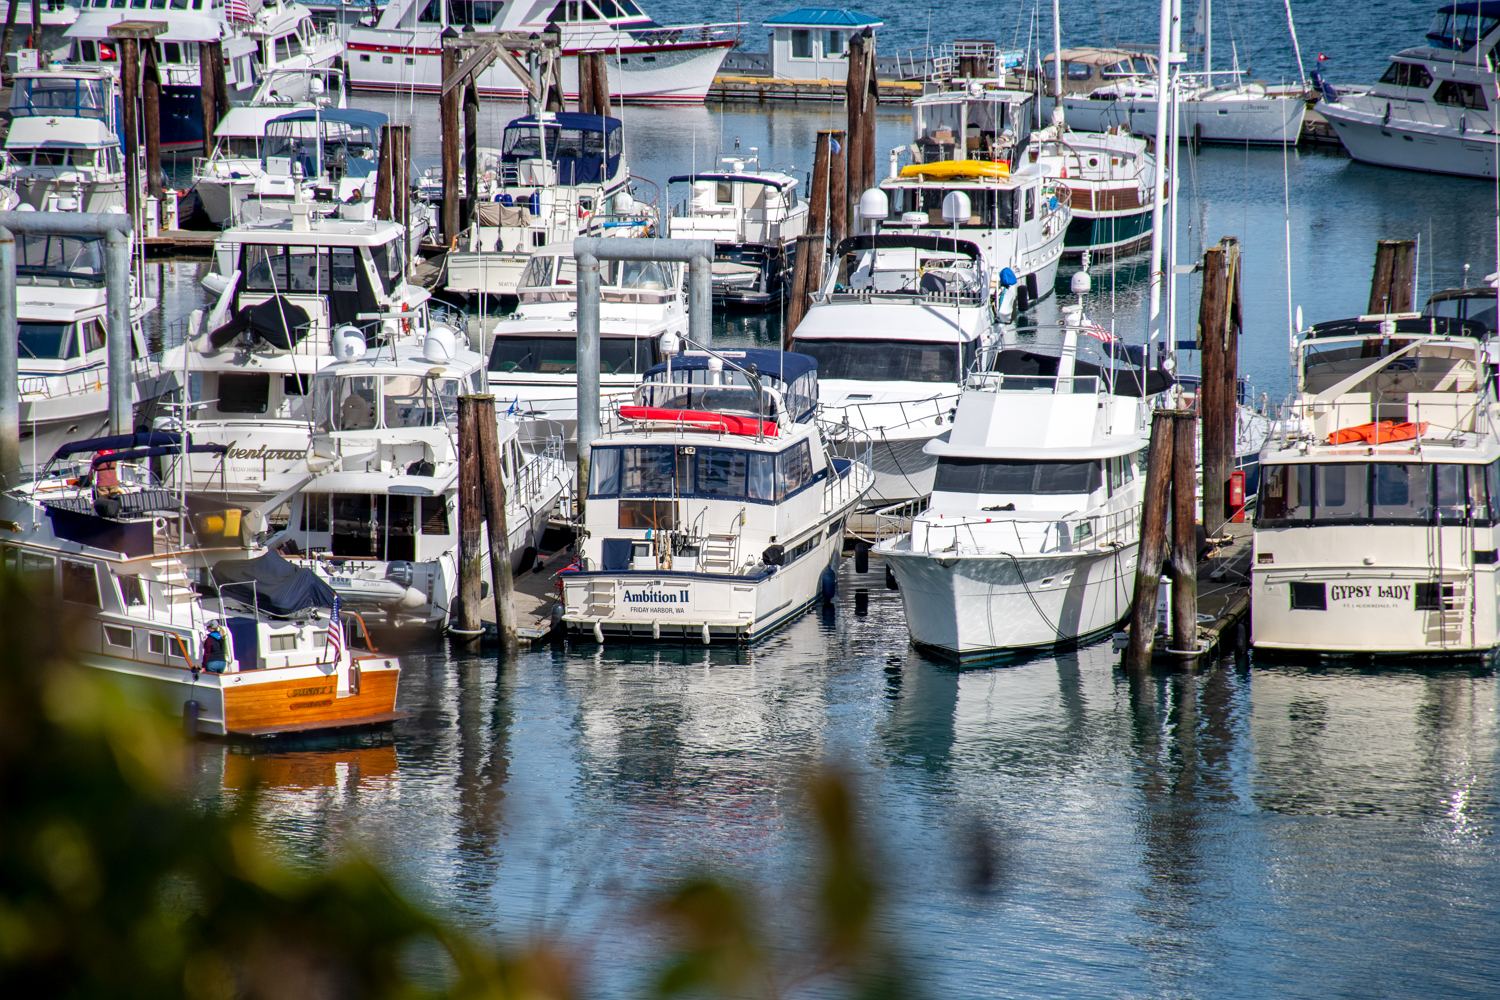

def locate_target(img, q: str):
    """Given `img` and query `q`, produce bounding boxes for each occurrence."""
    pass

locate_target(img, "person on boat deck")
[202,621,229,674]
[93,448,119,495]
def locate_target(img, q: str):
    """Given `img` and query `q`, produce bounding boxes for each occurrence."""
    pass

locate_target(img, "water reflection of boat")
[223,743,399,790]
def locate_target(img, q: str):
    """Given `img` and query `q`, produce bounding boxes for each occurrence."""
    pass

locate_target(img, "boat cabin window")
[421,496,449,534]
[1425,292,1498,333]
[11,77,109,118]
[1377,62,1434,89]
[489,335,659,375]
[330,493,416,561]
[244,245,368,293]
[61,560,101,607]
[589,441,813,502]
[382,373,460,427]
[1426,10,1499,51]
[1257,462,1495,526]
[450,0,502,24]
[16,234,105,284]
[218,373,271,413]
[1435,80,1488,110]
[19,322,78,360]
[888,187,1018,229]
[793,338,974,385]
[416,0,441,21]
[274,33,302,61]
[369,242,403,293]
[17,551,55,594]
[934,458,1103,495]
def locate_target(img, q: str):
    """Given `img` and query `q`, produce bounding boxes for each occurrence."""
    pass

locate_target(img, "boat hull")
[1058,94,1308,145]
[1318,102,1500,179]
[882,542,1137,656]
[1064,203,1154,256]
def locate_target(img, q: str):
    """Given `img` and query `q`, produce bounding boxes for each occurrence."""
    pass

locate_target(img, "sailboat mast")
[1051,0,1063,122]
[1145,0,1174,345]
[1165,0,1183,361]
[1204,0,1211,81]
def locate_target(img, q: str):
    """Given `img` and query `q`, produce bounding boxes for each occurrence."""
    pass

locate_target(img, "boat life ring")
[899,159,1010,180]
[618,406,779,437]
[1326,420,1428,445]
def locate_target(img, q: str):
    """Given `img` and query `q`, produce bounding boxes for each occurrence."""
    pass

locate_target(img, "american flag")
[1082,322,1118,343]
[327,595,345,663]
[226,0,251,20]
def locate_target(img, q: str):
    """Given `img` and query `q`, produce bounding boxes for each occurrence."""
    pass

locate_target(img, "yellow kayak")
[899,159,1010,180]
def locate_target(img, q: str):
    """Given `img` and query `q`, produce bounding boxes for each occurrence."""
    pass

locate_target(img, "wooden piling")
[806,130,832,290]
[209,40,229,122]
[1368,238,1417,315]
[198,39,219,160]
[120,38,140,224]
[545,56,565,113]
[1197,238,1239,535]
[473,395,518,655]
[859,29,878,204]
[455,396,485,636]
[1170,409,1199,658]
[845,29,877,218]
[1124,409,1180,672]
[374,124,393,221]
[143,41,164,222]
[1,1,18,88]
[440,36,461,246]
[784,233,819,348]
[464,79,479,232]
[594,52,612,115]
[829,128,848,249]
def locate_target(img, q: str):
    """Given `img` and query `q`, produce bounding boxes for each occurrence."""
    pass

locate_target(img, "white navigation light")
[858,188,888,221]
[423,323,458,364]
[333,324,367,361]
[941,191,971,224]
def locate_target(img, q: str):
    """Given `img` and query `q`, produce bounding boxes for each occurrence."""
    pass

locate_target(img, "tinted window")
[934,458,1101,495]
[793,339,970,383]
[489,336,658,375]
[777,441,813,499]
[61,561,100,607]
[218,373,270,413]
[18,322,75,360]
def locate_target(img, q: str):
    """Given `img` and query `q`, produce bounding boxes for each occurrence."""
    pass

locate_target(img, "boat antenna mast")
[1144,0,1179,370]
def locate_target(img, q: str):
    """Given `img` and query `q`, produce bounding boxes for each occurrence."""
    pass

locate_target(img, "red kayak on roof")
[618,406,779,437]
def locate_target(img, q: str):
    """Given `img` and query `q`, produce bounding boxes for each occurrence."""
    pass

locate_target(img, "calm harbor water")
[168,4,1500,992]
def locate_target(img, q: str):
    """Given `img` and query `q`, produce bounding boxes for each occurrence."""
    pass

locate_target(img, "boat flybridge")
[261,331,569,630]
[231,109,389,227]
[1043,47,1309,146]
[446,113,637,301]
[666,152,809,308]
[876,304,1162,658]
[345,0,739,103]
[1318,5,1500,178]
[66,0,344,149]
[486,244,686,449]
[12,232,167,472]
[192,67,350,227]
[872,78,1068,311]
[1252,312,1500,657]
[3,64,125,214]
[790,234,1003,518]
[560,347,874,642]
[163,215,436,505]
[1,432,404,737]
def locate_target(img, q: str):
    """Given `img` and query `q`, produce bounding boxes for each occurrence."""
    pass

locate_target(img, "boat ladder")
[583,578,616,617]
[698,534,738,573]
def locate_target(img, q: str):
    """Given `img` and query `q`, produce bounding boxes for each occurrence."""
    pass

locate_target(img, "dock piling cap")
[107,21,169,39]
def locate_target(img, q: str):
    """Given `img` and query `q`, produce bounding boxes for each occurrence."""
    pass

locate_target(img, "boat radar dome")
[614,191,636,215]
[422,324,458,364]
[858,188,888,222]
[333,324,367,361]
[1070,270,1091,295]
[660,330,681,357]
[942,191,971,224]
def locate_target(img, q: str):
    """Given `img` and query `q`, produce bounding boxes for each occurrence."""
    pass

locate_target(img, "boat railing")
[818,420,874,511]
[966,371,1100,395]
[1278,392,1489,447]
[514,432,567,508]
[872,496,931,541]
[628,22,743,46]
[898,504,1142,557]
[820,286,986,308]
[820,390,960,434]
[19,365,108,400]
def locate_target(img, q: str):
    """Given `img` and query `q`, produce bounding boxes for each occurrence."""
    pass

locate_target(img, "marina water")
[156,2,1500,991]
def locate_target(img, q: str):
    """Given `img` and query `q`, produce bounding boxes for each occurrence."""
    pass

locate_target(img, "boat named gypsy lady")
[560,348,873,642]
[1252,311,1500,657]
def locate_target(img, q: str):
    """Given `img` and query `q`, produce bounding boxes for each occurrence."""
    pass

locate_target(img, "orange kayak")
[1326,420,1428,445]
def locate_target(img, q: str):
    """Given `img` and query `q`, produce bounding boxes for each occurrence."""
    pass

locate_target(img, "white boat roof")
[12,66,113,82]
[218,217,407,247]
[793,300,985,343]
[6,116,117,149]
[67,9,227,42]
[215,105,319,138]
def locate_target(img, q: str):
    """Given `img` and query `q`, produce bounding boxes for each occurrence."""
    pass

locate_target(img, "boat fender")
[406,459,436,476]
[183,700,200,740]
[820,567,837,603]
[999,267,1018,287]
[854,542,869,574]
[761,543,784,567]
[349,663,361,696]
[516,545,537,575]
[886,566,899,591]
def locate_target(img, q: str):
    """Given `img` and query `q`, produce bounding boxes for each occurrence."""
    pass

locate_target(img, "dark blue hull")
[1064,206,1154,256]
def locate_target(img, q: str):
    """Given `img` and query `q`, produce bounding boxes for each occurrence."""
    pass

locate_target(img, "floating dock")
[476,537,572,645]
[710,74,923,104]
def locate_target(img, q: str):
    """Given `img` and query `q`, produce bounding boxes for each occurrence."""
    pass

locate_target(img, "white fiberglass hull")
[1318,99,1500,179]
[882,542,1137,656]
[1058,93,1308,145]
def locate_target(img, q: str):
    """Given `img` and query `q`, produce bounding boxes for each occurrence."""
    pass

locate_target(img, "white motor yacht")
[163,215,434,504]
[875,78,1068,311]
[876,306,1152,658]
[1,432,405,737]
[446,113,635,301]
[559,348,874,642]
[13,232,165,469]
[232,108,388,226]
[1318,7,1500,178]
[790,234,1003,518]
[486,244,686,449]
[666,152,808,308]
[1044,47,1309,146]
[4,64,125,214]
[1252,311,1500,657]
[191,66,348,227]
[262,335,570,629]
[345,0,739,103]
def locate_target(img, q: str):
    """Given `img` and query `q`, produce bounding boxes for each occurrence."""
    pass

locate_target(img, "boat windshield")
[793,338,974,384]
[1425,292,1499,334]
[16,235,105,284]
[933,457,1103,495]
[10,77,108,118]
[885,186,1022,229]
[489,335,659,375]
[516,256,675,303]
[314,372,464,431]
[1426,10,1500,51]
[18,322,78,360]
[1257,461,1495,526]
[832,248,986,299]
[588,440,813,502]
[1301,341,1479,395]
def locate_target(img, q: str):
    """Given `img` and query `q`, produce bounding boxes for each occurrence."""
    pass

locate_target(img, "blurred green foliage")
[0,570,909,999]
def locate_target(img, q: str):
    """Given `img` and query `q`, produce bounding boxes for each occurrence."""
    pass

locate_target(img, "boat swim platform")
[1117,517,1253,669]
[228,710,413,738]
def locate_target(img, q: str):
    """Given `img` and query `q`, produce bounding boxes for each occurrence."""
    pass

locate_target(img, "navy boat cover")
[212,549,337,617]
